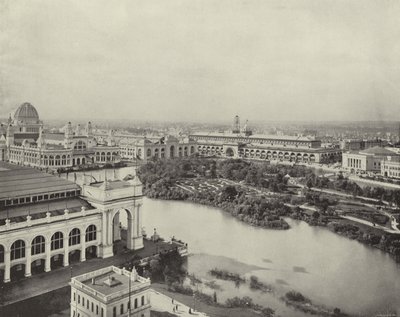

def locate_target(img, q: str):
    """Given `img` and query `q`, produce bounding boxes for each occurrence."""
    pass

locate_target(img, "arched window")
[51,232,64,250]
[11,240,25,260]
[146,149,151,157]
[134,298,138,309]
[85,225,97,242]
[31,236,45,255]
[0,244,4,263]
[74,141,87,151]
[141,295,145,306]
[69,228,81,246]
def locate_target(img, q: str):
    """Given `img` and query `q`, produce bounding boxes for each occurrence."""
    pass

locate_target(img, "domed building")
[1,102,121,169]
[12,102,42,135]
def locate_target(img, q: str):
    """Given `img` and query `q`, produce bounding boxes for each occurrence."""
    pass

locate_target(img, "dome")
[13,102,39,123]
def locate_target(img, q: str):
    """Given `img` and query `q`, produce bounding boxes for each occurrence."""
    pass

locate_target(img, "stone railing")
[0,207,99,233]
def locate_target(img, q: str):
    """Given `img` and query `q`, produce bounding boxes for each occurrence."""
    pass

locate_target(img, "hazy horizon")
[1,0,399,122]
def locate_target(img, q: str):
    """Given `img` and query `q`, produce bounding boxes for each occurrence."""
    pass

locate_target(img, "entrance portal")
[31,259,45,275]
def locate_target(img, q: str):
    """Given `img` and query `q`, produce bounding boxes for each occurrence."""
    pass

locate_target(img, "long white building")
[0,162,144,283]
[190,116,341,163]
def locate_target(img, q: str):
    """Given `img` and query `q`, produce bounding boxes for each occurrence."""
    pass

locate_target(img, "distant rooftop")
[358,146,398,156]
[191,131,317,142]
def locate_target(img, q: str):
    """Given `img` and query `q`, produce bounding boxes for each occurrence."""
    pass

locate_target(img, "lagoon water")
[140,198,400,316]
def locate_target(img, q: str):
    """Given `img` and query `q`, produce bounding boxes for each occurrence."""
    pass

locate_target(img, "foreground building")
[0,102,120,170]
[0,162,144,283]
[70,266,151,317]
[190,116,341,163]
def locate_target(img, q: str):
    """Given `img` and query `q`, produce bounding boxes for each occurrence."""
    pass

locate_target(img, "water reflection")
[142,198,400,316]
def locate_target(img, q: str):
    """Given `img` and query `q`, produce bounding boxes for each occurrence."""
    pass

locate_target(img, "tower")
[107,129,116,147]
[64,122,74,149]
[86,121,93,137]
[75,124,81,136]
[36,125,46,149]
[232,115,240,134]
[6,124,14,147]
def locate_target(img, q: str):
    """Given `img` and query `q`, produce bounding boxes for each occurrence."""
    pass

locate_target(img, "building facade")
[0,162,144,283]
[70,266,151,317]
[381,156,400,179]
[119,135,197,163]
[0,103,120,170]
[190,116,341,164]
[342,146,400,173]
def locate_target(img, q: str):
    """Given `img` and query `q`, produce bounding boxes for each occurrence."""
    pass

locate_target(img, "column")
[45,241,51,272]
[25,243,32,277]
[80,232,86,262]
[4,250,10,283]
[113,212,121,241]
[136,204,142,238]
[63,237,69,267]
[127,213,134,250]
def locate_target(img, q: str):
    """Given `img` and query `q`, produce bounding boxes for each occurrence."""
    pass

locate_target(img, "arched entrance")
[170,145,175,158]
[85,246,97,259]
[10,264,26,281]
[225,148,234,157]
[31,259,45,275]
[50,254,64,269]
[69,250,81,264]
[112,209,134,255]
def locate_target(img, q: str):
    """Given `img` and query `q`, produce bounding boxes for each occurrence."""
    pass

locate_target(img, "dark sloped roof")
[0,162,79,200]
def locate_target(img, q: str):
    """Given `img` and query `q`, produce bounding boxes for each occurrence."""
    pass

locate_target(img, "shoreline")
[145,192,400,264]
[151,283,263,317]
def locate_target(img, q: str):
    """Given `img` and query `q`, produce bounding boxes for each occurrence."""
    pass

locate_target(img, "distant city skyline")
[1,0,399,122]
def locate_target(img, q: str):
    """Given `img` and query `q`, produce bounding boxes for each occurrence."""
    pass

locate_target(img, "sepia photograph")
[0,0,399,316]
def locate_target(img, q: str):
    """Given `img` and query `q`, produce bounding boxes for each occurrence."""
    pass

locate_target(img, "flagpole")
[128,271,131,317]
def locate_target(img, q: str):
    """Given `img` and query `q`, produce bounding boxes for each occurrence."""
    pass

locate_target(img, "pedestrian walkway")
[150,289,208,317]
[341,215,400,234]
[0,239,180,306]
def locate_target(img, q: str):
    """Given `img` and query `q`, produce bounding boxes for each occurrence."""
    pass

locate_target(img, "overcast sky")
[0,0,399,122]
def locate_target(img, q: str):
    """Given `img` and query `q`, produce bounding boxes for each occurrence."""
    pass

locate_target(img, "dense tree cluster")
[305,174,400,205]
[148,249,187,285]
[217,159,312,192]
[138,158,291,229]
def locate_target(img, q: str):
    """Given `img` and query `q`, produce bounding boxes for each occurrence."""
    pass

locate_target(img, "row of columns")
[3,232,89,283]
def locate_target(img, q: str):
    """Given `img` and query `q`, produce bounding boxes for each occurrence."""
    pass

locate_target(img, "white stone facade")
[70,266,151,317]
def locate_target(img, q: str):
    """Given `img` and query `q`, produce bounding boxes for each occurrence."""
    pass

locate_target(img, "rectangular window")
[92,302,94,312]
[82,297,85,306]
[96,305,99,315]
[78,295,80,304]
[73,293,76,301]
